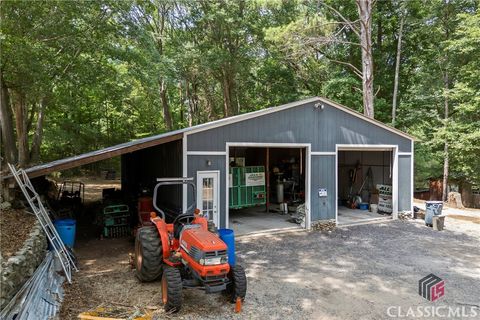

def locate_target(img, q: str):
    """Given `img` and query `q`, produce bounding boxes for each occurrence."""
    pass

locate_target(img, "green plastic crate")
[229,166,266,209]
[102,204,130,237]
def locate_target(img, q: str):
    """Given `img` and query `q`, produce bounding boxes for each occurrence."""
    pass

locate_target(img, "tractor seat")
[173,217,198,239]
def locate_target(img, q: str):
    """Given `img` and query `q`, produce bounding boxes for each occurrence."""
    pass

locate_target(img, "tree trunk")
[185,80,193,127]
[160,79,173,130]
[442,143,449,201]
[442,71,449,202]
[235,90,241,114]
[191,80,199,124]
[0,74,18,164]
[30,98,46,164]
[356,0,375,118]
[13,92,30,167]
[222,74,231,118]
[203,84,213,121]
[178,82,184,125]
[392,10,405,126]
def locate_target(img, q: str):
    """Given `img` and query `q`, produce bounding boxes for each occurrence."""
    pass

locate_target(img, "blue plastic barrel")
[53,219,76,248]
[218,228,235,266]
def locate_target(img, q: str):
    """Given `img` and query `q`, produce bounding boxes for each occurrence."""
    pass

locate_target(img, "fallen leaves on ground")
[0,209,36,260]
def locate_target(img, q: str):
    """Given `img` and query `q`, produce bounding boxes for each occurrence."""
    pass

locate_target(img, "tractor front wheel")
[226,264,247,303]
[161,266,183,312]
[135,226,163,282]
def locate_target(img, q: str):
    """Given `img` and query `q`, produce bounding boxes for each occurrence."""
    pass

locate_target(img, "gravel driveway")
[232,220,480,320]
[61,218,480,319]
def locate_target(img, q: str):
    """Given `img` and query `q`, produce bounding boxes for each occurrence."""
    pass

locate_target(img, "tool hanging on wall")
[348,161,361,199]
[347,161,362,209]
[357,167,374,202]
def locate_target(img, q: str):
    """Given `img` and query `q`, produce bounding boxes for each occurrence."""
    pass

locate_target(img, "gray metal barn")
[18,97,414,232]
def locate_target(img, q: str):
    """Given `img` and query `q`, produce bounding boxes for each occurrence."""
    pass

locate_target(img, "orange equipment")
[134,178,246,313]
[137,196,154,226]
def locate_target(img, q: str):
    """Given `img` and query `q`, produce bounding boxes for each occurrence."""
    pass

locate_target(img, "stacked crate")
[229,166,266,209]
[102,205,130,237]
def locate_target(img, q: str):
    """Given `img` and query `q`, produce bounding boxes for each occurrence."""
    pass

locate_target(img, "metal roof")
[6,97,414,179]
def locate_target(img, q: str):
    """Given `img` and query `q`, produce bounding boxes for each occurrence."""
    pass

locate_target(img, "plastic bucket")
[359,203,369,210]
[218,228,236,266]
[54,219,76,248]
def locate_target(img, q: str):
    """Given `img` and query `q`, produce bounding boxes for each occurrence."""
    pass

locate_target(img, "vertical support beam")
[225,144,229,228]
[392,146,399,219]
[411,141,415,214]
[305,145,311,229]
[265,147,270,213]
[335,145,339,226]
[182,134,188,213]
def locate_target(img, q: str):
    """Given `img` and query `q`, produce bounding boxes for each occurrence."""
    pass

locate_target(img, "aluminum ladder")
[7,163,78,283]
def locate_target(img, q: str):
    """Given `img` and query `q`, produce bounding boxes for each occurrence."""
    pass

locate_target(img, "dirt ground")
[59,205,480,320]
[52,176,121,203]
[0,209,36,260]
[81,178,121,203]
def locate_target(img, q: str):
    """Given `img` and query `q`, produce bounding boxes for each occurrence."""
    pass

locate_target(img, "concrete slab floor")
[229,205,301,235]
[338,206,391,225]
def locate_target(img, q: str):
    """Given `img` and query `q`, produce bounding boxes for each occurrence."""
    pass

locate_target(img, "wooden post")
[266,147,270,213]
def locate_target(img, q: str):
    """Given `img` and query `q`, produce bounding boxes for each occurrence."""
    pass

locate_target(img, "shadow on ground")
[60,220,480,319]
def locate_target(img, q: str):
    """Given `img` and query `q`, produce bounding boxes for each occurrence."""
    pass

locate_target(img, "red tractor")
[134,178,247,312]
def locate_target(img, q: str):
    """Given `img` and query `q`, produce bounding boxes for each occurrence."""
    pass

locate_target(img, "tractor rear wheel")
[135,226,163,282]
[226,264,247,303]
[161,266,183,312]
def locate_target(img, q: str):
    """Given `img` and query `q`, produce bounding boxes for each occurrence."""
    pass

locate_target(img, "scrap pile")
[288,203,306,227]
[0,252,65,320]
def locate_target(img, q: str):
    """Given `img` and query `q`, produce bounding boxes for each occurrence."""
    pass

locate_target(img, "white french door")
[196,171,220,227]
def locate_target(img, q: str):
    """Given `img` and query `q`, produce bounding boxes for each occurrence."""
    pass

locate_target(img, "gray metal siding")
[185,101,413,224]
[187,155,227,228]
[311,156,336,220]
[398,155,412,211]
[187,102,411,152]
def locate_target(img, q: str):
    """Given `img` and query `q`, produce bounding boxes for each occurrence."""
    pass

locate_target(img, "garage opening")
[337,149,394,225]
[21,140,184,289]
[228,146,307,235]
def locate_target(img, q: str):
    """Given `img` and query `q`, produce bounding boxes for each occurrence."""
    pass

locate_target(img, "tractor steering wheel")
[173,213,195,238]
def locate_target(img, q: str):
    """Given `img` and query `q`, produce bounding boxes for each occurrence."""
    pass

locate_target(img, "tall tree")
[1,0,478,193]
[131,0,174,130]
[391,1,407,126]
[356,0,374,118]
[0,71,17,164]
[446,10,480,185]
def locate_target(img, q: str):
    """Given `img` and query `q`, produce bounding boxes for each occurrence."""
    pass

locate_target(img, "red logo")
[419,274,445,301]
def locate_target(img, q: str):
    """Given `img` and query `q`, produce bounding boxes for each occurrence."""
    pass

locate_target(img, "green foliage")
[0,0,478,186]
[446,11,480,183]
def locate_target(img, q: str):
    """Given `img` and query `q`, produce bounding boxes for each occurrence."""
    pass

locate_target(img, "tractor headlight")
[199,256,228,266]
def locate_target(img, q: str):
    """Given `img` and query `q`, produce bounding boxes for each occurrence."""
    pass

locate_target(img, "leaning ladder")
[7,163,78,283]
